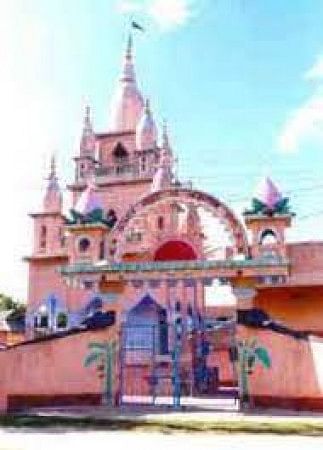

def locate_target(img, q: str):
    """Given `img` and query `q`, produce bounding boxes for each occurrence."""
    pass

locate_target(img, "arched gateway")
[111,188,249,261]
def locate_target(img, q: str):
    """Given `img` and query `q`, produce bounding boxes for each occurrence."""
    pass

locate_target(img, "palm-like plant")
[84,341,117,406]
[237,338,271,408]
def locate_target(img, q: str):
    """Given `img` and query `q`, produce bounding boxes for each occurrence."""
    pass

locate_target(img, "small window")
[259,229,278,246]
[59,228,66,247]
[99,240,105,260]
[83,280,94,290]
[56,312,68,329]
[39,314,48,328]
[113,143,128,161]
[106,209,117,228]
[157,216,164,230]
[40,225,47,249]
[79,237,91,253]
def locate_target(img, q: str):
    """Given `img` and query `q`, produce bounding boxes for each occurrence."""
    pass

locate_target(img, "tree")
[237,338,271,409]
[84,341,117,405]
[0,294,26,321]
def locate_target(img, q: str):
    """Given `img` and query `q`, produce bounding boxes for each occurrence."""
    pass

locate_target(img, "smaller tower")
[136,99,158,151]
[66,180,111,265]
[151,121,174,193]
[74,105,97,184]
[244,176,293,260]
[30,156,66,256]
[43,156,62,214]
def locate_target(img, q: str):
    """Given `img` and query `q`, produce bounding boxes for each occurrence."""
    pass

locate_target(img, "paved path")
[0,430,323,450]
[28,402,323,423]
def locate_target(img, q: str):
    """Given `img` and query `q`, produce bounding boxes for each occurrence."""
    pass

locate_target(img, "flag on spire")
[131,21,145,32]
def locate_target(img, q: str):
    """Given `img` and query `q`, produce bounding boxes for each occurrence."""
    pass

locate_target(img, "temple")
[1,34,323,413]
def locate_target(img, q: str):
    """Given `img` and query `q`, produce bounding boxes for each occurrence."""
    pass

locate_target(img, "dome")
[254,176,282,209]
[108,34,144,131]
[74,181,102,216]
[136,99,158,150]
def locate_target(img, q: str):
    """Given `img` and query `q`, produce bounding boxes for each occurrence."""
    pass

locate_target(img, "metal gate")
[119,320,239,409]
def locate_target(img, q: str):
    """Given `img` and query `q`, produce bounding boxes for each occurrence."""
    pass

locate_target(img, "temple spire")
[49,155,57,182]
[108,33,144,131]
[162,119,172,151]
[126,33,133,60]
[83,104,92,136]
[44,155,62,213]
[80,104,95,155]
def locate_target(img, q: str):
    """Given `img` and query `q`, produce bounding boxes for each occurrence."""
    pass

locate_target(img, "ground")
[0,430,323,450]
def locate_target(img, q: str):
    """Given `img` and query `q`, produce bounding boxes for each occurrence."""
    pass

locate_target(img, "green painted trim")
[60,258,290,275]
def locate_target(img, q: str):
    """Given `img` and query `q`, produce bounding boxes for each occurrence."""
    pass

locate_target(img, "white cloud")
[277,55,323,153]
[304,55,323,81]
[148,0,194,31]
[116,0,142,14]
[116,0,196,32]
[278,92,323,153]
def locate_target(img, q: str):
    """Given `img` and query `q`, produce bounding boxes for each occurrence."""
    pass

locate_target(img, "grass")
[0,415,323,435]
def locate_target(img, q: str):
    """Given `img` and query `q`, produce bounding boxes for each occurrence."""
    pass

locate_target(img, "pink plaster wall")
[288,242,323,285]
[27,261,67,312]
[0,327,117,412]
[238,326,323,404]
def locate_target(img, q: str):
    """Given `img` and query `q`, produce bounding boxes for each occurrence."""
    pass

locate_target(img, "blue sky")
[2,0,323,298]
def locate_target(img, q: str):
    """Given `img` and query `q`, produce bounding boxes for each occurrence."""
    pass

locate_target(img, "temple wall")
[27,261,67,311]
[0,327,117,413]
[254,286,323,333]
[238,326,323,410]
[288,242,323,284]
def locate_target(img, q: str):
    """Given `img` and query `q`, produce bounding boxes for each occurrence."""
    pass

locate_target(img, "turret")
[75,105,96,184]
[80,105,95,156]
[66,179,116,265]
[136,99,158,150]
[30,157,66,255]
[151,121,174,193]
[244,176,293,260]
[43,156,62,214]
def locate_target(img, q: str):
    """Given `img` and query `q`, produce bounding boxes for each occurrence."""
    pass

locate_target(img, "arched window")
[99,240,105,260]
[40,225,47,249]
[113,143,128,162]
[157,216,164,230]
[79,237,91,253]
[259,229,278,246]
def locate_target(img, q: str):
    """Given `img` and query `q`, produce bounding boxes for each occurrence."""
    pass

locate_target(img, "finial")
[162,119,170,149]
[49,154,57,181]
[83,104,92,135]
[126,33,133,59]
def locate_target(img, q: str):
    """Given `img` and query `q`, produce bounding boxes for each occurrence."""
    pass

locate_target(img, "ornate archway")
[110,188,249,261]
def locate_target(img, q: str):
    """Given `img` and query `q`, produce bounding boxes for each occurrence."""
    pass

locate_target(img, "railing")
[95,164,154,182]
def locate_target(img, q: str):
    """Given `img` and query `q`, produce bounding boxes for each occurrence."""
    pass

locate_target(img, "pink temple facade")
[1,34,323,413]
